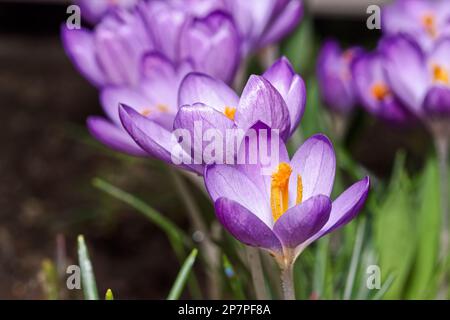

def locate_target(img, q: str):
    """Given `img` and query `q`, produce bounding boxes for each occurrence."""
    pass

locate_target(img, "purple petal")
[235,75,291,140]
[173,103,235,165]
[423,86,450,117]
[263,56,306,134]
[273,195,331,249]
[380,35,429,115]
[178,73,239,113]
[289,134,336,202]
[309,176,370,244]
[87,116,146,156]
[119,104,200,173]
[179,11,240,84]
[259,0,303,48]
[215,197,282,253]
[205,163,272,227]
[61,26,106,87]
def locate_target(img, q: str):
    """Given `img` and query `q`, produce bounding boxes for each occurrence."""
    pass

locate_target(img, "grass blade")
[372,274,395,300]
[167,249,198,300]
[77,235,99,300]
[93,178,190,245]
[343,219,366,300]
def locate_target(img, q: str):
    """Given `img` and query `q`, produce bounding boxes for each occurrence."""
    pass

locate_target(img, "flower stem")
[435,134,449,261]
[168,168,221,299]
[246,247,269,300]
[280,263,295,300]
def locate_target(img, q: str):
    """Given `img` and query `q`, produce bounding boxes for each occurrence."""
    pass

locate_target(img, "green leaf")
[343,219,366,300]
[373,160,416,299]
[105,289,114,300]
[372,274,396,300]
[406,158,441,299]
[222,255,246,300]
[77,235,99,300]
[40,259,59,300]
[167,249,198,300]
[93,178,190,245]
[312,237,329,299]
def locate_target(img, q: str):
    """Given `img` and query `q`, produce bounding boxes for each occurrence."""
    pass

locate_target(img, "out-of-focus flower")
[381,35,450,121]
[87,53,196,164]
[352,51,413,124]
[62,2,240,87]
[317,40,363,114]
[75,0,139,24]
[171,57,305,160]
[222,0,303,54]
[204,124,370,266]
[382,0,450,52]
[62,9,152,87]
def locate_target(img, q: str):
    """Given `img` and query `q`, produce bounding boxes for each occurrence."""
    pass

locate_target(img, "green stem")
[168,168,221,299]
[281,263,295,300]
[435,135,449,261]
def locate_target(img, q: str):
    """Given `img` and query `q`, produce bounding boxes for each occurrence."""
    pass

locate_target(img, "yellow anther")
[433,64,449,85]
[296,175,303,205]
[224,106,236,121]
[371,82,391,101]
[270,163,292,222]
[156,104,169,112]
[141,108,151,116]
[422,13,437,38]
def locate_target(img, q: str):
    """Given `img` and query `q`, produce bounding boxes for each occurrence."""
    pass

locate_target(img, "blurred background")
[0,0,432,299]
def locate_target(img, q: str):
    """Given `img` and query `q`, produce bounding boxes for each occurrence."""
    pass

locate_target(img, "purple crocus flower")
[204,123,370,267]
[62,1,240,87]
[62,8,152,87]
[75,0,139,24]
[317,40,363,114]
[381,35,450,120]
[382,0,450,52]
[87,53,196,162]
[172,57,306,159]
[352,51,413,124]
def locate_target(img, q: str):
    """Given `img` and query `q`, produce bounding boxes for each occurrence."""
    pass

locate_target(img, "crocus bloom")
[382,0,450,52]
[317,40,363,114]
[222,0,303,54]
[204,123,370,266]
[75,0,139,24]
[381,35,450,120]
[172,57,306,162]
[352,51,413,124]
[87,53,195,161]
[62,2,240,87]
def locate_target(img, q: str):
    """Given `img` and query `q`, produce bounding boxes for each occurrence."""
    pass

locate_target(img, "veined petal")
[235,75,291,140]
[178,73,239,113]
[173,103,235,165]
[289,134,336,202]
[273,195,331,249]
[263,57,306,134]
[87,116,146,156]
[205,163,272,227]
[307,176,370,245]
[215,197,282,253]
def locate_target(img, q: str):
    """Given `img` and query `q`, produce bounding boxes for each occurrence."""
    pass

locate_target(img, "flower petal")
[423,86,450,117]
[179,11,240,84]
[215,197,282,253]
[263,57,306,134]
[309,176,370,244]
[290,134,336,201]
[178,73,239,113]
[61,26,106,87]
[205,163,272,227]
[87,116,146,156]
[273,195,331,249]
[259,0,303,48]
[380,35,429,115]
[235,75,291,140]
